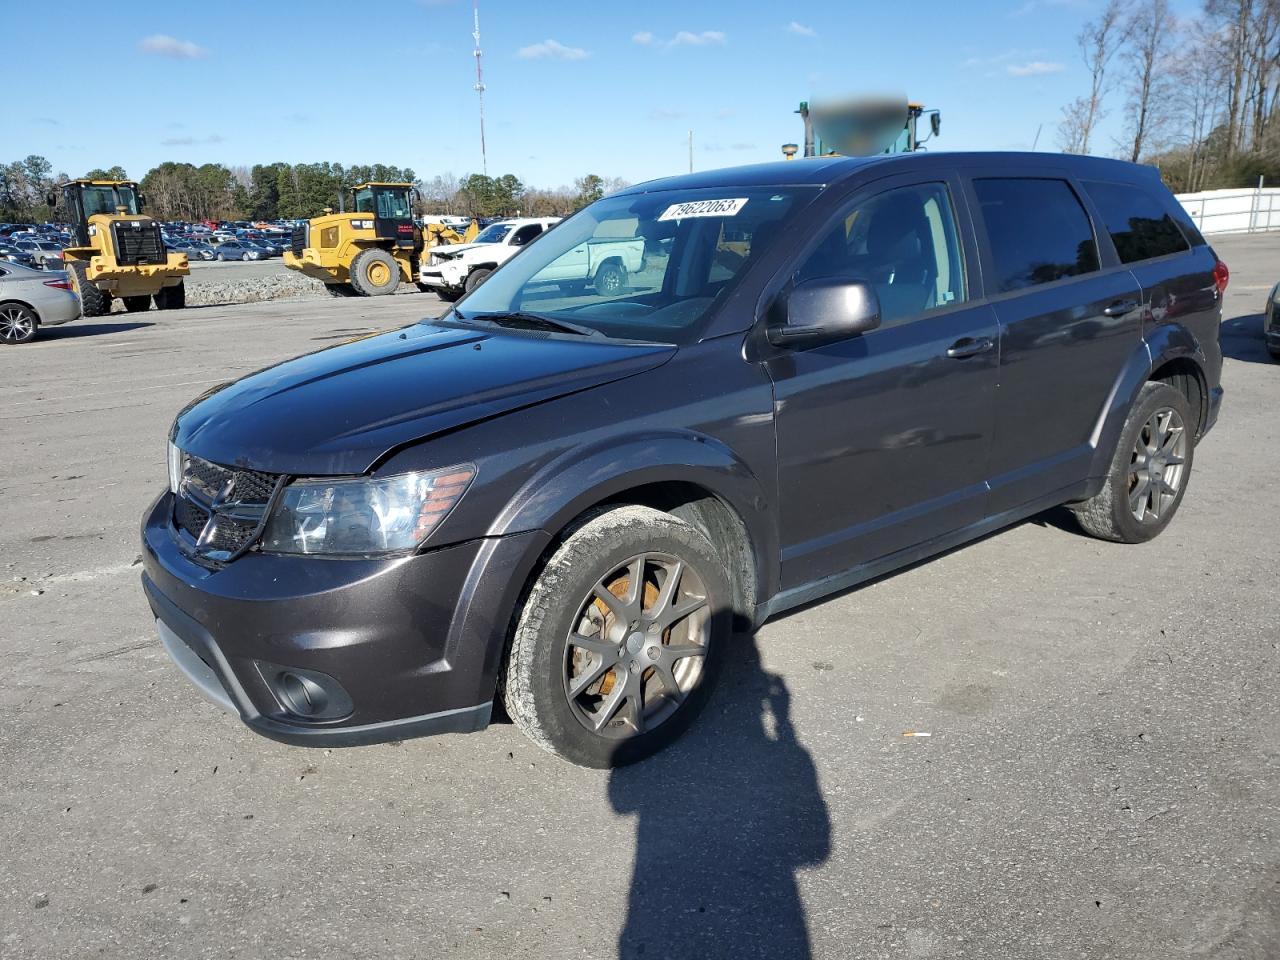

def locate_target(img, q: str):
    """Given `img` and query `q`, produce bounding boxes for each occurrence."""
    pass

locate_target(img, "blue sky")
[2,0,1200,188]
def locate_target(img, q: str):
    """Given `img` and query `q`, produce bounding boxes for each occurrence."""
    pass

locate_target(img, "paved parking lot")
[2,236,1278,959]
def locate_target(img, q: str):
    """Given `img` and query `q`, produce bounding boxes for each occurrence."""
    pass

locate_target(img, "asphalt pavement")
[1,234,1277,959]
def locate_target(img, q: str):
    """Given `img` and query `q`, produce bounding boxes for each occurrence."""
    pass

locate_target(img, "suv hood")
[173,321,675,476]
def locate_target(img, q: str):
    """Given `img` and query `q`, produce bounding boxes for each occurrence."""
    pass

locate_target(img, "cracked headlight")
[261,465,475,556]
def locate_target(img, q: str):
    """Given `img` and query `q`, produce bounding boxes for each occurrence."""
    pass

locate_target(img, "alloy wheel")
[562,553,710,739]
[0,305,35,343]
[1128,406,1187,522]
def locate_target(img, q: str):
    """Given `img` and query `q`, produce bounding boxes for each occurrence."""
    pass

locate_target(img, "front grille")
[290,223,308,255]
[112,221,166,266]
[172,452,281,561]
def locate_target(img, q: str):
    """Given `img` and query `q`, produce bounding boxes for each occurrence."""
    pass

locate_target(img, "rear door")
[964,171,1142,514]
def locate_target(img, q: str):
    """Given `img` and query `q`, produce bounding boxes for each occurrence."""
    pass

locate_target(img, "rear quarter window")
[1082,180,1191,263]
[973,178,1100,293]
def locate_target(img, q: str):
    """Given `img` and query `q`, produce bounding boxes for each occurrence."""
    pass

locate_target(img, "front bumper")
[141,491,549,747]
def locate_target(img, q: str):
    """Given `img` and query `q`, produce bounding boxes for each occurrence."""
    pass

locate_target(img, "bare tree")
[1123,0,1179,160]
[1058,0,1128,153]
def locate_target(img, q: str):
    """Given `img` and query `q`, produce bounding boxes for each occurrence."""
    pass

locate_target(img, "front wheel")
[1071,381,1195,543]
[68,260,110,317]
[0,302,38,344]
[350,248,400,296]
[502,505,731,768]
[464,267,491,293]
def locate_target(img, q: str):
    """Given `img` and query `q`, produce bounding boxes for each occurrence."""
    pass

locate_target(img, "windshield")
[450,186,814,344]
[473,223,512,244]
[355,186,413,219]
[81,184,140,217]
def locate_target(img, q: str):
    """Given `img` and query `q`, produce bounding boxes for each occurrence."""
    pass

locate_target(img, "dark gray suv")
[142,152,1225,767]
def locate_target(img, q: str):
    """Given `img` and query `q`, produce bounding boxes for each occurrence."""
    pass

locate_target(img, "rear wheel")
[593,261,626,296]
[123,295,151,313]
[155,281,185,310]
[502,505,731,768]
[0,303,37,344]
[68,260,110,317]
[350,248,400,296]
[464,267,491,293]
[241,253,251,262]
[1071,381,1195,543]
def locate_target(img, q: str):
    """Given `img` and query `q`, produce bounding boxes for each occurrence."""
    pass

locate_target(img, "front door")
[767,177,998,590]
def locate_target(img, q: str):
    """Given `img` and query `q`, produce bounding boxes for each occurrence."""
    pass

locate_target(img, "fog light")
[276,671,327,717]
[257,662,353,721]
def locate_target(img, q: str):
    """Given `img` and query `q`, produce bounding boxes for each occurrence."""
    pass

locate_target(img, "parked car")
[250,238,282,257]
[214,240,264,262]
[0,241,38,269]
[12,239,65,270]
[186,241,217,262]
[143,152,1224,768]
[0,261,80,344]
[418,217,561,300]
[1266,281,1280,361]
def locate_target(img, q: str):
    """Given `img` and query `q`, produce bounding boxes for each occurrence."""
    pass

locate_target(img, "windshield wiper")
[459,310,602,338]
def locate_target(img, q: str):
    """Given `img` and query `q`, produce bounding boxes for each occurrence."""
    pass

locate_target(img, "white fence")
[1174,186,1280,235]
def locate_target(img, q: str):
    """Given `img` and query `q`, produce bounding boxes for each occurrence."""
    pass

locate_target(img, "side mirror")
[766,277,881,349]
[930,112,942,137]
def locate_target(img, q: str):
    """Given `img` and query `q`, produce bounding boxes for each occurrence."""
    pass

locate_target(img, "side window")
[973,178,1099,292]
[1082,180,1190,264]
[794,181,967,325]
[511,224,543,246]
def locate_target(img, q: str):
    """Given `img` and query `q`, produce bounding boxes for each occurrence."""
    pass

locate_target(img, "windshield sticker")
[658,198,749,221]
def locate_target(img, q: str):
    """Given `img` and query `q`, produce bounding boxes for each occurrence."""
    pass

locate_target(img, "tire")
[123,295,151,313]
[217,253,226,262]
[1071,381,1195,543]
[155,281,185,310]
[350,248,400,296]
[0,302,38,344]
[464,267,492,293]
[1268,346,1280,362]
[68,260,110,318]
[502,505,732,768]
[593,261,626,296]
[241,253,251,262]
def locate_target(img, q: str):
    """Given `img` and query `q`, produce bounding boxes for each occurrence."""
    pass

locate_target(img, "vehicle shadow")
[608,630,831,960]
[39,321,154,340]
[1219,313,1273,364]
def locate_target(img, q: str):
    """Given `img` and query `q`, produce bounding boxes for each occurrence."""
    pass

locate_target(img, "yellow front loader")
[56,180,189,316]
[284,182,425,297]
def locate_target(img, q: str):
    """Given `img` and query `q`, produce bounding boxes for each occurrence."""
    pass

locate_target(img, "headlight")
[261,465,475,556]
[167,440,183,494]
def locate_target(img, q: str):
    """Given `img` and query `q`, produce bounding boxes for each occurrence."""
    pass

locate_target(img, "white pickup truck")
[419,217,560,301]
[419,216,645,301]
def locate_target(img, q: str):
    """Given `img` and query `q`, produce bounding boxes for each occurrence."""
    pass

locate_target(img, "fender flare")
[1087,324,1208,480]
[486,430,779,607]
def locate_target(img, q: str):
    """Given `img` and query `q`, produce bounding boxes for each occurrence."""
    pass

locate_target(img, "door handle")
[1103,299,1140,317]
[945,337,994,359]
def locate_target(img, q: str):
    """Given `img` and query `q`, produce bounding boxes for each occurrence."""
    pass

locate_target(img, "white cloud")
[1007,60,1064,76]
[161,134,224,147]
[963,48,1042,68]
[787,21,817,38]
[138,34,207,59]
[517,38,590,60]
[668,30,726,47]
[635,29,726,50]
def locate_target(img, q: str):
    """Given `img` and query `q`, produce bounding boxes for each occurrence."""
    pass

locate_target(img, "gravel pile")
[186,271,330,306]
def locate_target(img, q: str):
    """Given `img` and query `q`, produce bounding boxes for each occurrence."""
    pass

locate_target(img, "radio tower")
[472,0,488,175]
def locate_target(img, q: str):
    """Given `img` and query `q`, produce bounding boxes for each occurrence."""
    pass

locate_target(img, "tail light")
[1213,259,1229,295]
[43,278,72,291]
